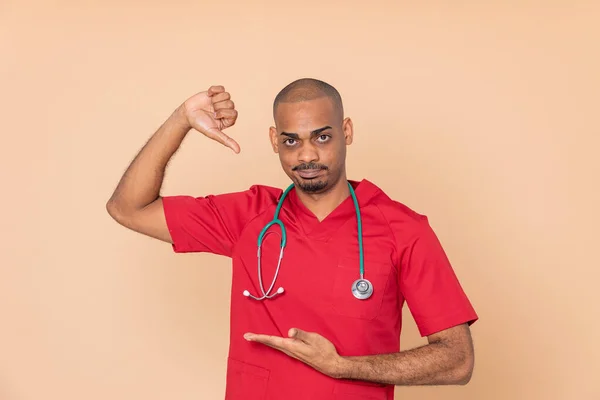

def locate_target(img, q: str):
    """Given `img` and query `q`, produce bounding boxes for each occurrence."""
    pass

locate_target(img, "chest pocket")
[329,256,393,320]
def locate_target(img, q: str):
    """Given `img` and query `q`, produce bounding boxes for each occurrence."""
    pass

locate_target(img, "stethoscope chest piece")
[351,278,373,300]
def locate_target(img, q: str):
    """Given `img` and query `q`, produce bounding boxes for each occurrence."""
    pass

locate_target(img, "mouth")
[296,169,324,179]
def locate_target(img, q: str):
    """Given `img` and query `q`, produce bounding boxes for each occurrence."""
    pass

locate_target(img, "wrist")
[334,356,354,380]
[168,104,192,132]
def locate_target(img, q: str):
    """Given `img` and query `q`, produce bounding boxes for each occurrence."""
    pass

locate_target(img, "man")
[106,78,478,399]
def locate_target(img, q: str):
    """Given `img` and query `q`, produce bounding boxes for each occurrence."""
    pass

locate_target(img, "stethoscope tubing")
[244,181,370,300]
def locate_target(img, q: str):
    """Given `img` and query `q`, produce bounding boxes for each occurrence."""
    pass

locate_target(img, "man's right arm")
[105,105,190,243]
[105,85,240,244]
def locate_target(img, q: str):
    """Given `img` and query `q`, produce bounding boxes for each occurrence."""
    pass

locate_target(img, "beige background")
[1,1,599,399]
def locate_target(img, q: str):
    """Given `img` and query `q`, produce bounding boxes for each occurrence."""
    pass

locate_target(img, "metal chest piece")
[351,278,373,300]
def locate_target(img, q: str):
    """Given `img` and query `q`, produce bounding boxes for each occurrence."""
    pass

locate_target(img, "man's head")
[269,78,353,194]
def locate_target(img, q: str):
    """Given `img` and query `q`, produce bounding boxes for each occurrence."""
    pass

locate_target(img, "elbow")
[106,199,120,220]
[106,198,129,225]
[454,352,475,385]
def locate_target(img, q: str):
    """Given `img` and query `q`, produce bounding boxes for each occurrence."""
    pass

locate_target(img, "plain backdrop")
[1,1,599,399]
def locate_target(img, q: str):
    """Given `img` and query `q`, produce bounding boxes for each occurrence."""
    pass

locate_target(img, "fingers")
[245,330,310,345]
[212,94,236,127]
[213,99,234,111]
[245,333,292,349]
[210,88,235,116]
[245,332,308,353]
[214,108,238,121]
[207,86,234,111]
[244,333,278,345]
[210,91,230,103]
[207,85,225,96]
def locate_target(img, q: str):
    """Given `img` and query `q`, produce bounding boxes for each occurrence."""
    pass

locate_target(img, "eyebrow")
[280,126,332,139]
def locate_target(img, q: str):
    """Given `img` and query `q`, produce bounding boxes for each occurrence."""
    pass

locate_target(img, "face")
[269,96,353,194]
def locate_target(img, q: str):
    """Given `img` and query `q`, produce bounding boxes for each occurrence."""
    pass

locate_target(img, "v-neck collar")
[281,179,380,241]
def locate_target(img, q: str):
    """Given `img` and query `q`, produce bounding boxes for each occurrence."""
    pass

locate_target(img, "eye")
[283,138,297,146]
[316,134,331,143]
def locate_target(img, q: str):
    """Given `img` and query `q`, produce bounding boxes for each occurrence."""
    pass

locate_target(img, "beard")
[297,178,328,193]
[292,162,329,193]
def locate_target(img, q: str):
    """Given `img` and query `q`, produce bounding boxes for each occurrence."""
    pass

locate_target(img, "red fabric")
[162,180,478,400]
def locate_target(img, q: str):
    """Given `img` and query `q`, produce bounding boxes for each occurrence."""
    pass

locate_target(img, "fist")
[181,85,240,153]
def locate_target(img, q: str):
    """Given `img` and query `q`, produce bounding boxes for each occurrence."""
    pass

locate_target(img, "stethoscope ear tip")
[276,287,284,294]
[243,290,250,297]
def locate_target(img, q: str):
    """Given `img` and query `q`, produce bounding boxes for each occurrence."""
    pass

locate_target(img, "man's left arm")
[339,323,474,386]
[245,322,474,386]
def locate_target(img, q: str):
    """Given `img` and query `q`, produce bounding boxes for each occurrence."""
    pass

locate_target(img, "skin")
[106,84,475,388]
[269,95,355,221]
[105,85,239,243]
[244,324,474,386]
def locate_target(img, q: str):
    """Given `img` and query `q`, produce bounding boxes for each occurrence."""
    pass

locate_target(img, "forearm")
[107,106,190,215]
[338,340,473,386]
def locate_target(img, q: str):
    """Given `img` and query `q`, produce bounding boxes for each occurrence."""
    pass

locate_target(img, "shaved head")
[269,78,353,195]
[273,78,344,122]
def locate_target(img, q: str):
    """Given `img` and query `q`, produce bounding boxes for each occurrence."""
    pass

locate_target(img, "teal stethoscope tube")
[242,181,374,301]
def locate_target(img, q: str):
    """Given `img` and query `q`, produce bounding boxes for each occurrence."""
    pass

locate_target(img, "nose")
[297,142,319,164]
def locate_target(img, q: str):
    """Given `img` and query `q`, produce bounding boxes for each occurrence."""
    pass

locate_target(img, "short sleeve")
[161,185,275,257]
[398,217,478,337]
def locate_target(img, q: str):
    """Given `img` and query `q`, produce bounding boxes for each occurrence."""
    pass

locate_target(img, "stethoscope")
[242,181,374,301]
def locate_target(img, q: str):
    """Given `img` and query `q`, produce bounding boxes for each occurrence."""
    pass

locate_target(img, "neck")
[296,178,351,222]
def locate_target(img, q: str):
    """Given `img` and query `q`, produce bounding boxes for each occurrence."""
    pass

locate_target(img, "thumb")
[206,128,241,154]
[288,328,310,342]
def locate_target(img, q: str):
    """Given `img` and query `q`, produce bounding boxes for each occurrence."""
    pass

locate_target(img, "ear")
[269,126,279,153]
[342,117,354,145]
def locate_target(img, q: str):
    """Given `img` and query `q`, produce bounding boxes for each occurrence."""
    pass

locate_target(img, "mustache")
[292,162,328,171]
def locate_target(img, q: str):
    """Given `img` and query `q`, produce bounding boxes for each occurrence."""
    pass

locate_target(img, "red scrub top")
[162,179,478,400]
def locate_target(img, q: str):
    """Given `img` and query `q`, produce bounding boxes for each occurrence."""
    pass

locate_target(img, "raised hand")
[181,85,240,153]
